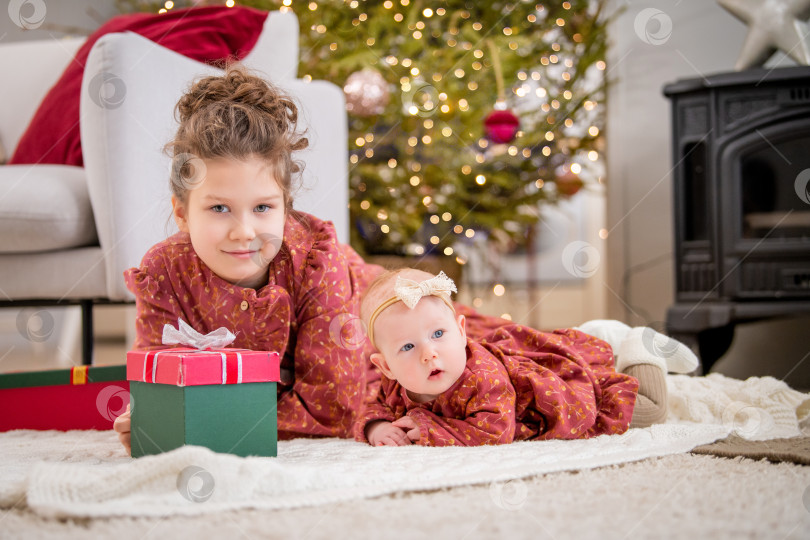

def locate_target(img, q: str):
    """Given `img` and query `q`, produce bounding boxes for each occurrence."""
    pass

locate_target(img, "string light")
[314,2,605,258]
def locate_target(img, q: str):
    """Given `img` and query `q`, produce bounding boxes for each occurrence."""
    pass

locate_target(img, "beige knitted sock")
[626,364,669,428]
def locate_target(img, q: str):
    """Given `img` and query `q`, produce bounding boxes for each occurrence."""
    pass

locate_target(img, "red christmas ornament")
[556,170,584,197]
[484,106,520,144]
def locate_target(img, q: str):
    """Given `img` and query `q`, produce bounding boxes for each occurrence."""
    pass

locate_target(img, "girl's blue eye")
[255,204,271,213]
[432,329,444,338]
[400,343,414,352]
[211,204,228,213]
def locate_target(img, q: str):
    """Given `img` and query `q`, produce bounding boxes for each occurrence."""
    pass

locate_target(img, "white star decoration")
[718,0,810,70]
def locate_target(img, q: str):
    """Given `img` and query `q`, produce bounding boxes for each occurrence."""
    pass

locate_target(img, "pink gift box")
[126,348,280,386]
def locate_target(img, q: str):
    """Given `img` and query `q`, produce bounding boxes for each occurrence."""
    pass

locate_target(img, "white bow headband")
[367,271,457,348]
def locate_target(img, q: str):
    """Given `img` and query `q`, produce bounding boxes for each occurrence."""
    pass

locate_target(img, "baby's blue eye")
[432,329,444,338]
[255,204,271,213]
[400,343,414,352]
[211,204,229,213]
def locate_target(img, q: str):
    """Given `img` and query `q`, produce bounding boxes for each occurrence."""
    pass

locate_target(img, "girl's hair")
[167,66,308,211]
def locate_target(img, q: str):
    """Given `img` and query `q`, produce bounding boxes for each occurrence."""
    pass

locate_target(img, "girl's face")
[370,296,467,403]
[172,156,286,289]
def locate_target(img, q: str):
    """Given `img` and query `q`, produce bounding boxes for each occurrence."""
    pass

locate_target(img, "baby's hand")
[113,403,132,456]
[391,416,421,444]
[366,420,411,446]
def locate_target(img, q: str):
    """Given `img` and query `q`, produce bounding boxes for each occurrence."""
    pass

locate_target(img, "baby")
[357,268,697,447]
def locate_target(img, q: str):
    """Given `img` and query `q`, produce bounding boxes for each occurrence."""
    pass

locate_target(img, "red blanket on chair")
[9,5,268,167]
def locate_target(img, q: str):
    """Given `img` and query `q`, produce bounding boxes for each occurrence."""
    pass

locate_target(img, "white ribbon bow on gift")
[162,318,236,350]
[393,271,457,309]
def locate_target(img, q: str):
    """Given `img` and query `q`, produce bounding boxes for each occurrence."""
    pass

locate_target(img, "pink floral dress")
[355,325,638,446]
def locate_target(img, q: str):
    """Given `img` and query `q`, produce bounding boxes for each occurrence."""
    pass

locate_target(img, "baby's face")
[371,296,467,403]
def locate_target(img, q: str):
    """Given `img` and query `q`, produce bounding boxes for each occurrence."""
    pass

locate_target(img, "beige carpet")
[2,452,809,539]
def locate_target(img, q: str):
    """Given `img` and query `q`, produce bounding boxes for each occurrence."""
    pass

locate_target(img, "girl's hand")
[113,403,132,456]
[366,420,411,446]
[391,416,421,443]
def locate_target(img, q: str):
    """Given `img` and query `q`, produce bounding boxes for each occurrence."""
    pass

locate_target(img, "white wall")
[606,0,810,389]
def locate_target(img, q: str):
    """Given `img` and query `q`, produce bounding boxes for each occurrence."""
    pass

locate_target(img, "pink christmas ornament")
[484,106,520,144]
[343,69,390,117]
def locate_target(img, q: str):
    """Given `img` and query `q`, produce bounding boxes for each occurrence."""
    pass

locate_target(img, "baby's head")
[362,269,467,403]
[166,67,308,289]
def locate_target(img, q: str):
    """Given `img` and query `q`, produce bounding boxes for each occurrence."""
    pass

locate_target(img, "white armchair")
[0,11,349,364]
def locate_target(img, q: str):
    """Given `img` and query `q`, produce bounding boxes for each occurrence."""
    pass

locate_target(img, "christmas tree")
[120,0,609,259]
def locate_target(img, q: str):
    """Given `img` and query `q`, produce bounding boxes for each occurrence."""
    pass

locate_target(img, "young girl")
[357,269,694,447]
[113,67,380,453]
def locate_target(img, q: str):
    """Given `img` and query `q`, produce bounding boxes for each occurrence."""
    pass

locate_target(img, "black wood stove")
[664,66,810,372]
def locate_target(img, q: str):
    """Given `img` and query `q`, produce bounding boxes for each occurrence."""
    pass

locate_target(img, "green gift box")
[127,347,280,458]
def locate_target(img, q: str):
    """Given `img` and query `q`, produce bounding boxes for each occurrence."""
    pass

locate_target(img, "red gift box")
[0,365,129,431]
[126,348,280,386]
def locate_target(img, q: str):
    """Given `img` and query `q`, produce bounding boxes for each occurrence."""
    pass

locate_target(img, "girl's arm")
[276,226,370,439]
[124,250,190,350]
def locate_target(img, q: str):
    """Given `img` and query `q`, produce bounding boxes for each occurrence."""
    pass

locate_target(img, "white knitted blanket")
[0,373,806,519]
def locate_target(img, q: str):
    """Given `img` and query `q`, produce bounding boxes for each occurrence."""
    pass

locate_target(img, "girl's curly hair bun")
[168,66,308,210]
